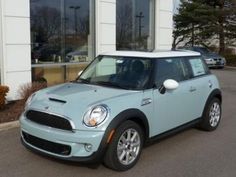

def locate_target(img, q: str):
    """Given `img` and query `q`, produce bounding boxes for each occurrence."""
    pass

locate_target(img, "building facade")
[0,0,173,100]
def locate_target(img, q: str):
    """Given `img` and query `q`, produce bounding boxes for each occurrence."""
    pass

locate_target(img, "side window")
[155,58,187,88]
[187,58,207,77]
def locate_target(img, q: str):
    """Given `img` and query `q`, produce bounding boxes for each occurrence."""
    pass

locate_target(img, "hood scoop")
[49,98,67,104]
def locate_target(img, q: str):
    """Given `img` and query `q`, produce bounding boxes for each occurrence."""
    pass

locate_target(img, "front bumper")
[20,116,107,163]
[205,60,225,68]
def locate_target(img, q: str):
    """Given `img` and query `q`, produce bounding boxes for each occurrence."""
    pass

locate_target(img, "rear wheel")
[104,120,144,171]
[199,98,221,131]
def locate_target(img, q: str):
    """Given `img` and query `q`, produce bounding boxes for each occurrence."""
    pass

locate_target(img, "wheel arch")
[202,88,222,117]
[107,109,150,143]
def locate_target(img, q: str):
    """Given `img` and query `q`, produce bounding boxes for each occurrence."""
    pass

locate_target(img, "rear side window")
[155,58,188,88]
[186,58,208,77]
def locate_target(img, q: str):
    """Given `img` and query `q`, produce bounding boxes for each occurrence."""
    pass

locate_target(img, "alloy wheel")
[117,128,141,165]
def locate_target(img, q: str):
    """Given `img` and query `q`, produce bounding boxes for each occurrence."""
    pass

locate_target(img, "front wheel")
[104,120,144,171]
[199,98,222,131]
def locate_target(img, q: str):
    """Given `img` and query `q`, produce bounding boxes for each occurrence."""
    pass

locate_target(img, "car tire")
[104,120,144,171]
[199,98,222,131]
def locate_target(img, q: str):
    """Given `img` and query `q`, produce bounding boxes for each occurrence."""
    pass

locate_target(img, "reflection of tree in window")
[69,6,80,34]
[68,5,89,37]
[136,12,144,48]
[78,14,89,37]
[32,7,61,41]
[116,0,154,51]
[116,0,133,50]
[30,0,95,85]
[65,2,90,63]
[30,0,93,63]
[31,4,61,61]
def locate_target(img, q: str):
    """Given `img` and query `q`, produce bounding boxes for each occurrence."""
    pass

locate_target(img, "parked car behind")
[20,51,222,171]
[180,46,226,68]
[65,45,88,62]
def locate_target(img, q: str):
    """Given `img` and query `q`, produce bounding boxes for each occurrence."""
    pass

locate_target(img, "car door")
[150,57,201,136]
[183,57,212,119]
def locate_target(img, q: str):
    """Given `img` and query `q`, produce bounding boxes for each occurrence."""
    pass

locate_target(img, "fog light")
[84,144,93,152]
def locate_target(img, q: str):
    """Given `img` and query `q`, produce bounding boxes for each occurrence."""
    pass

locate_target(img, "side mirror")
[78,70,83,76]
[159,79,179,94]
[163,79,179,90]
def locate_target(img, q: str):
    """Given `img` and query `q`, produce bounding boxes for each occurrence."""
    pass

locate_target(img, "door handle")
[189,86,197,92]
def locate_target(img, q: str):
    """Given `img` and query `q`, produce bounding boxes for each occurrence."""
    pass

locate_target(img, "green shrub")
[0,86,9,109]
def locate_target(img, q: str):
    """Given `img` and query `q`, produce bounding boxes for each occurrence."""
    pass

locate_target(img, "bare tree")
[116,0,133,49]
[31,6,61,44]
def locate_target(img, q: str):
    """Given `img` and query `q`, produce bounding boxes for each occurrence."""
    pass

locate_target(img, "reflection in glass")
[116,0,155,51]
[65,0,91,63]
[31,0,62,63]
[79,56,153,90]
[32,64,88,85]
[30,0,94,84]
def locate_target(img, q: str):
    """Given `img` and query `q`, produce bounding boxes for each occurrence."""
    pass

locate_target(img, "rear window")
[187,57,209,77]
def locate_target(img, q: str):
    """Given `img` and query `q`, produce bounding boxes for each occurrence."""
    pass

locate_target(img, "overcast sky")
[173,0,181,14]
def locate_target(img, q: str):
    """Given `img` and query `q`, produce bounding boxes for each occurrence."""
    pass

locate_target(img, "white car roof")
[101,50,201,58]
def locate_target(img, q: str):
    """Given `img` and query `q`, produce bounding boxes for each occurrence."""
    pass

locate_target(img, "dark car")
[181,46,226,68]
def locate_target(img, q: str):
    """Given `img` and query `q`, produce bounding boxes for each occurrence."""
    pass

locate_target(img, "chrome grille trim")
[25,109,76,132]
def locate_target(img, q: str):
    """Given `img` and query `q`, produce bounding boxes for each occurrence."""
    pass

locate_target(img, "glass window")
[64,0,94,63]
[30,1,62,64]
[116,0,155,51]
[187,58,207,77]
[78,56,153,90]
[155,58,187,88]
[30,0,95,84]
[31,63,88,85]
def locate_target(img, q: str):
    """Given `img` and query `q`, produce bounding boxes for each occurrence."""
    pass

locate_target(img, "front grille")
[26,110,73,131]
[22,131,71,156]
[214,58,221,62]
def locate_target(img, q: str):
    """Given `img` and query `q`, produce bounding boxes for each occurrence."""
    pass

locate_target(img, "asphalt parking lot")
[0,68,236,177]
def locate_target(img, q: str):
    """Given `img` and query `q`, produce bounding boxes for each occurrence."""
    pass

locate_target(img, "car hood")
[28,83,142,130]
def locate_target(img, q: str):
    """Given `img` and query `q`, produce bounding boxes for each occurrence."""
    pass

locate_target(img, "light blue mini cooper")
[20,51,222,171]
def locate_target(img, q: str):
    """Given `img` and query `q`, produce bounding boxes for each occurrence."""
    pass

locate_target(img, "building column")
[0,0,31,100]
[155,0,173,50]
[95,0,116,55]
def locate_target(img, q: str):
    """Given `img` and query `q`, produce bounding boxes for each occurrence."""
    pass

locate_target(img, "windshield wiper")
[77,78,90,84]
[93,81,128,90]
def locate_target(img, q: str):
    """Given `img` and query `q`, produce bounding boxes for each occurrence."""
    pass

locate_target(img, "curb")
[225,66,236,70]
[0,120,19,131]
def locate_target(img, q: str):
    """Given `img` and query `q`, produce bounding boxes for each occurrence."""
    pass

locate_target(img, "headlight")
[25,93,36,107]
[83,105,109,127]
[205,58,213,61]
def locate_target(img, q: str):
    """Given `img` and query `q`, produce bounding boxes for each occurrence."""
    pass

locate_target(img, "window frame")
[153,57,191,88]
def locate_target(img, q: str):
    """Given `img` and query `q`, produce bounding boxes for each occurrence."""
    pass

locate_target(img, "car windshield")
[194,47,210,54]
[77,56,153,90]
